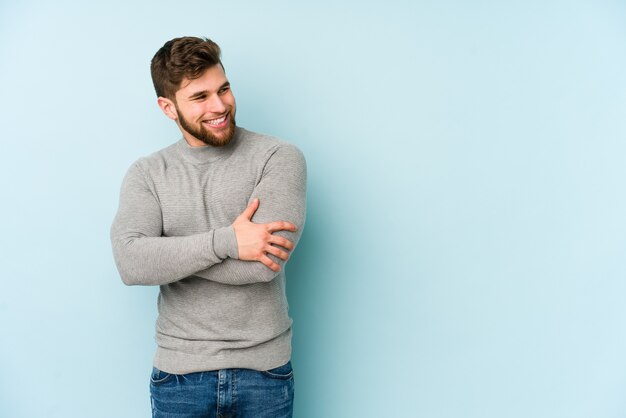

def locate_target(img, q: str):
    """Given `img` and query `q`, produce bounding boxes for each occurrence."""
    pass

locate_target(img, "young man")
[110,36,306,418]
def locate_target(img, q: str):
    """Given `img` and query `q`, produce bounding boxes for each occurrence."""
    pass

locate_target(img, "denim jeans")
[149,361,294,418]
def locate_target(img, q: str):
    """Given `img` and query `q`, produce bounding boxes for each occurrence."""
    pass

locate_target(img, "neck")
[176,127,241,164]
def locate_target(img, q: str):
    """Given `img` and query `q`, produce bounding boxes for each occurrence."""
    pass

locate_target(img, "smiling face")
[158,64,237,147]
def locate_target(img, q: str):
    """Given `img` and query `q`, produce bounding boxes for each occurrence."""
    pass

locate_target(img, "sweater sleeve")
[110,162,235,286]
[192,143,307,285]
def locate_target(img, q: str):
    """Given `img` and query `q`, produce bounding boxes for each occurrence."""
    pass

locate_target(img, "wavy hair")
[150,36,223,100]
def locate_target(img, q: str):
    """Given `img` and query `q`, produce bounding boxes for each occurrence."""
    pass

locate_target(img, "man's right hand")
[232,198,297,272]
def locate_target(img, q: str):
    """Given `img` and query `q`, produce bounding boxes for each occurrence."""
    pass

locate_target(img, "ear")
[157,97,178,121]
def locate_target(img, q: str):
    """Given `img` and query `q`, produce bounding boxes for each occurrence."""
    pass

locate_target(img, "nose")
[206,94,226,114]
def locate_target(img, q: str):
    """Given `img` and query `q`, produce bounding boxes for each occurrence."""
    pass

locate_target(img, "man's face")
[170,64,237,147]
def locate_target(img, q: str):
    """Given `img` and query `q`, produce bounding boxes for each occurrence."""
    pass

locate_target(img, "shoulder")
[236,127,306,165]
[127,141,180,177]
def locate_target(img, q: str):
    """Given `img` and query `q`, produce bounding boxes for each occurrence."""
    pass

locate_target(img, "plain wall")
[1,1,625,417]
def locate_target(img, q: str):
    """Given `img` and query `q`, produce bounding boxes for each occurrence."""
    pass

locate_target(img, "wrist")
[213,226,239,259]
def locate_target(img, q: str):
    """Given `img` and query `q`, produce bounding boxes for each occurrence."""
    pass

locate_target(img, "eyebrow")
[187,81,231,100]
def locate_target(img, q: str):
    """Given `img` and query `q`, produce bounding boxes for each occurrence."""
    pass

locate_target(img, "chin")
[201,124,236,147]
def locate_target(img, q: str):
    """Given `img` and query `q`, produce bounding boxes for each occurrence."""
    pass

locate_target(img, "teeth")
[206,115,226,126]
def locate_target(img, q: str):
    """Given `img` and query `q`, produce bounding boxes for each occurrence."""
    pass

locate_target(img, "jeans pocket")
[150,367,174,385]
[262,361,294,380]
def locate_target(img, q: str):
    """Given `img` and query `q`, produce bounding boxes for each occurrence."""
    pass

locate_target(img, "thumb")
[239,198,259,220]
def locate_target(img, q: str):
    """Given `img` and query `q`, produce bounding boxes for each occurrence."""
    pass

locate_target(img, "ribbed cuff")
[212,226,239,259]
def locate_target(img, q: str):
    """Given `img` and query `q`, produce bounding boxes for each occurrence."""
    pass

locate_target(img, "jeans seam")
[261,370,294,379]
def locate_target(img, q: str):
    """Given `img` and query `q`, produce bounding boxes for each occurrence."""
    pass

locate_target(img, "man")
[110,36,306,418]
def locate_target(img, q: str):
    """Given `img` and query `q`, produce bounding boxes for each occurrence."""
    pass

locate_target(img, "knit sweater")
[110,127,306,374]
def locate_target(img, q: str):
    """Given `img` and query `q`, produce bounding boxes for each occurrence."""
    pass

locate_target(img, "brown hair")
[150,36,223,100]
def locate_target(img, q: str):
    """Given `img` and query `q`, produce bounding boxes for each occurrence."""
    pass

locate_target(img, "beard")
[176,106,237,147]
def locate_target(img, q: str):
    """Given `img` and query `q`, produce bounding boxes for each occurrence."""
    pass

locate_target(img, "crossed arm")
[110,144,306,286]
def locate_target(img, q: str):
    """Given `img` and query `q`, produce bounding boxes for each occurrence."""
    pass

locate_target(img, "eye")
[219,86,230,95]
[194,94,207,101]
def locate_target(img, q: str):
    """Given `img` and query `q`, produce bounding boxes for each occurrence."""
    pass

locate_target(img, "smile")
[203,113,229,128]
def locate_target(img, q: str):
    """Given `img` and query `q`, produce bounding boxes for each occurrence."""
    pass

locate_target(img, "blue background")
[1,1,625,417]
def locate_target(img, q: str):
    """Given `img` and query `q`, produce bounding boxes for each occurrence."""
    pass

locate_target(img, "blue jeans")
[149,361,294,418]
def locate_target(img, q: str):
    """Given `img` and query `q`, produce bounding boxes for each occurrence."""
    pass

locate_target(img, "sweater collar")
[176,127,241,164]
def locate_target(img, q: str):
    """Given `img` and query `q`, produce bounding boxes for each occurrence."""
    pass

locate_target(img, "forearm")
[192,225,303,285]
[192,258,277,285]
[111,226,237,286]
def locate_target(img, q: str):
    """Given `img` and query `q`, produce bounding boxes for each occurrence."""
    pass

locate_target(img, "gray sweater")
[110,127,306,374]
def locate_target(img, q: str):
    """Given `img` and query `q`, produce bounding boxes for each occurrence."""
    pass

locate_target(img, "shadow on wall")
[286,184,328,370]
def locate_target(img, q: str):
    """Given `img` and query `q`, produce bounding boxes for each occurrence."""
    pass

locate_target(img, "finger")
[265,245,290,261]
[260,255,281,272]
[268,235,294,251]
[239,198,259,220]
[266,221,297,234]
